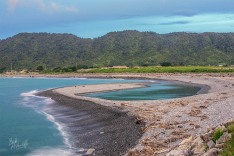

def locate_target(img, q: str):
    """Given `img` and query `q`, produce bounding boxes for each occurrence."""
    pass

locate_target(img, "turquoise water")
[0,78,200,155]
[88,81,200,100]
[0,77,140,156]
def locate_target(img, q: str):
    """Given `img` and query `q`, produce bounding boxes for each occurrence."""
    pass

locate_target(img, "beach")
[38,88,145,156]
[7,73,234,155]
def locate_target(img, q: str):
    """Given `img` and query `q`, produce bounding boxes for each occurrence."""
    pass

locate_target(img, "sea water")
[0,77,200,155]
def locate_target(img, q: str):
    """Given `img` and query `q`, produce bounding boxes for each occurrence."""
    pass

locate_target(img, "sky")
[0,0,234,39]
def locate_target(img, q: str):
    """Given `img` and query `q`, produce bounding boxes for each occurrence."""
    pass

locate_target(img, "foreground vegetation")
[78,66,234,73]
[221,122,234,156]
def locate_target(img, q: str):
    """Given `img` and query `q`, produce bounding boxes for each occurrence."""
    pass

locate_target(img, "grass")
[212,128,224,143]
[78,66,234,73]
[220,123,234,156]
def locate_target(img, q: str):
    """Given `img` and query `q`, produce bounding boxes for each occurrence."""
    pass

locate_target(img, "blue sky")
[1,0,234,39]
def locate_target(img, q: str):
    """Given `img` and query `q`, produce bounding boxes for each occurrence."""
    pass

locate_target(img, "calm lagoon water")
[88,81,200,100]
[0,77,200,155]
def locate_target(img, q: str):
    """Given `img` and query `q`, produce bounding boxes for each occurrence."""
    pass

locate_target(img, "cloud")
[7,0,21,12]
[7,0,78,14]
[35,0,46,11]
[2,0,234,39]
[134,23,158,26]
[159,21,190,25]
[49,2,78,13]
[172,10,197,17]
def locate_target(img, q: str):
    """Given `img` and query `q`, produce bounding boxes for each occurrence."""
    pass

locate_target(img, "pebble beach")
[3,73,234,155]
[48,73,234,155]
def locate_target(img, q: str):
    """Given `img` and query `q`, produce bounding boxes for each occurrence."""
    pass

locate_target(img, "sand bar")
[55,82,147,96]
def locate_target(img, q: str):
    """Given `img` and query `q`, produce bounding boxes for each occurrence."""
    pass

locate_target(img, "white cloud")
[50,2,59,12]
[64,6,78,13]
[35,0,46,11]
[7,0,78,14]
[49,2,78,13]
[7,0,21,12]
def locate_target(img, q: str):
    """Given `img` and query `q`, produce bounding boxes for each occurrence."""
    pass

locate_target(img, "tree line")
[0,30,233,72]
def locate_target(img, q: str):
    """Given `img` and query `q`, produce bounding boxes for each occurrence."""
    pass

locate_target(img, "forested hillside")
[0,30,234,71]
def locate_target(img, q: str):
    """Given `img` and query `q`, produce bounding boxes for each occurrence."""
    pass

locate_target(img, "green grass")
[78,66,234,73]
[220,123,234,156]
[212,128,224,143]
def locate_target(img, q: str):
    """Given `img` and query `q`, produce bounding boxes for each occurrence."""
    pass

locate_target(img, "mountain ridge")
[0,30,234,71]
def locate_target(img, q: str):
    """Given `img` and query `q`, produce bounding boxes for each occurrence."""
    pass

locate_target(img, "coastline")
[37,89,145,156]
[38,73,234,155]
[3,73,234,155]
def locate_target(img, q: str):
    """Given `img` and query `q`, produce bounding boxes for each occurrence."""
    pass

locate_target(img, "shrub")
[227,123,234,133]
[36,66,44,72]
[160,62,172,66]
[221,123,234,156]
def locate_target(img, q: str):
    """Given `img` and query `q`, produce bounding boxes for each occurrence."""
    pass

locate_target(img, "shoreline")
[1,73,211,95]
[37,89,145,156]
[37,73,234,155]
[0,72,229,95]
[3,73,234,155]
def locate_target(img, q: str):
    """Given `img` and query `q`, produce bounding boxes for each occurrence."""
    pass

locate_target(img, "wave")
[19,89,92,155]
[20,90,39,97]
[26,147,74,156]
[35,77,88,80]
[75,78,87,80]
[42,112,71,149]
[43,98,55,105]
[20,90,54,104]
[20,90,76,153]
[11,76,32,79]
[20,90,53,108]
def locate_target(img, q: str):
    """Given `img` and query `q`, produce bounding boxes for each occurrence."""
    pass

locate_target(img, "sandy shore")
[55,83,147,96]
[44,73,234,156]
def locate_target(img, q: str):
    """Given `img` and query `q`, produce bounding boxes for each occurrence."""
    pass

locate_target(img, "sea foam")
[42,112,72,149]
[19,89,87,155]
[26,147,74,156]
[20,90,39,97]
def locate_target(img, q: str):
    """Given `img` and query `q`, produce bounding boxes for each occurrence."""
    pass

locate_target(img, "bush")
[227,123,234,133]
[36,66,44,72]
[53,67,62,72]
[221,123,234,156]
[0,67,6,73]
[160,62,172,66]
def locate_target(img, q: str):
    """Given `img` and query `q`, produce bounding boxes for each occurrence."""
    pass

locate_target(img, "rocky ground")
[51,74,234,156]
[38,90,144,156]
[3,73,234,155]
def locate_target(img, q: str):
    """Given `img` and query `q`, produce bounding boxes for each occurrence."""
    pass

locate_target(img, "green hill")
[0,30,234,71]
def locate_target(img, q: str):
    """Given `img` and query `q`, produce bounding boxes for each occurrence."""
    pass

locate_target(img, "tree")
[36,66,44,72]
[160,62,172,66]
[0,67,6,73]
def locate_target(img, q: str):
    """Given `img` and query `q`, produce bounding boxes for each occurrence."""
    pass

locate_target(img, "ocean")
[0,77,199,155]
